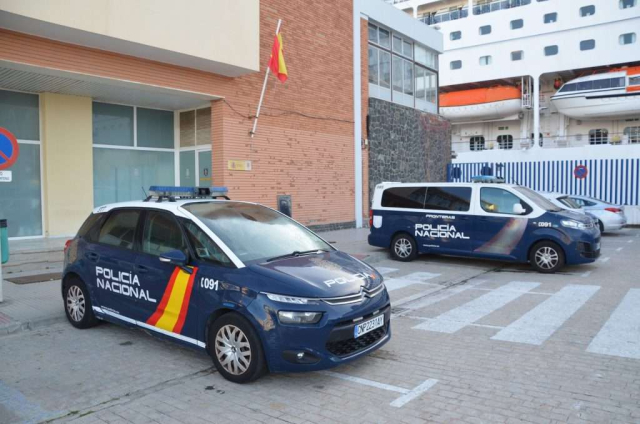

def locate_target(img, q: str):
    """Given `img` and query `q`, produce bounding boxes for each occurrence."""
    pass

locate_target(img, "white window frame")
[479,55,492,66]
[175,106,213,186]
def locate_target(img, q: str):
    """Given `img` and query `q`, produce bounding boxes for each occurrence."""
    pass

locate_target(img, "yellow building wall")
[41,93,93,237]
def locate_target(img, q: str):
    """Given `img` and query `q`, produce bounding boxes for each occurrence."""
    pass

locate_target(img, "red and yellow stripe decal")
[147,267,198,334]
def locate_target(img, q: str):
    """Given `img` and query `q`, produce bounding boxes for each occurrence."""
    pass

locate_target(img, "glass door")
[198,150,212,187]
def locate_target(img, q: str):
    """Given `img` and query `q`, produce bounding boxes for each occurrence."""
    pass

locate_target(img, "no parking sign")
[573,164,588,179]
[0,127,19,171]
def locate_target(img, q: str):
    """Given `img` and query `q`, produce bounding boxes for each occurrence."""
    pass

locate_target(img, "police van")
[368,181,600,273]
[62,187,390,383]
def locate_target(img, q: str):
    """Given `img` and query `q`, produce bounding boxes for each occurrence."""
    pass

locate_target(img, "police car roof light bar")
[471,176,505,184]
[144,186,230,202]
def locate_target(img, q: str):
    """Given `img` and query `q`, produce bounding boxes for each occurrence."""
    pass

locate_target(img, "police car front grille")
[321,284,384,305]
[326,327,387,357]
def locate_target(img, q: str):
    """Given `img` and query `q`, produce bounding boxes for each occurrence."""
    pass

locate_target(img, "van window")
[381,187,426,209]
[424,187,472,212]
[480,188,531,215]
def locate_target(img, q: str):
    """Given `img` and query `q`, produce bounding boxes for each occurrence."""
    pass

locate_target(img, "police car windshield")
[513,187,563,212]
[557,196,581,209]
[183,202,332,263]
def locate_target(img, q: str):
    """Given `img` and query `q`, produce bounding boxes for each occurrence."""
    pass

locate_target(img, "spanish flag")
[268,33,288,82]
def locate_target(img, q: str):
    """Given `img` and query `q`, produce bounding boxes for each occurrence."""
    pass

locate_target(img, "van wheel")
[390,233,418,262]
[529,241,565,273]
[208,313,267,384]
[63,278,98,329]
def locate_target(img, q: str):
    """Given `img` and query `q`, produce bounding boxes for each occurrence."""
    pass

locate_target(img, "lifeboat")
[439,86,523,123]
[551,67,640,119]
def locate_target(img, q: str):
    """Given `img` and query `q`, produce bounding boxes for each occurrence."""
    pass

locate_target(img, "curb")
[0,315,66,337]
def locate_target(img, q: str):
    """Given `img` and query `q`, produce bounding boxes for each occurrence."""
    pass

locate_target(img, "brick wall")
[367,98,452,200]
[0,0,360,228]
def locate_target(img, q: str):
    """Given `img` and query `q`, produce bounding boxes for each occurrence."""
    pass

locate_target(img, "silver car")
[568,195,627,233]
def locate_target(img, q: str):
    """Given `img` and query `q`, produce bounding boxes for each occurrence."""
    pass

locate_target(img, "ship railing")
[457,132,640,152]
[419,0,532,26]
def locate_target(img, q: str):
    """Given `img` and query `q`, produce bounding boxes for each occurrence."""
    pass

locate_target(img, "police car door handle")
[85,252,99,261]
[134,265,149,274]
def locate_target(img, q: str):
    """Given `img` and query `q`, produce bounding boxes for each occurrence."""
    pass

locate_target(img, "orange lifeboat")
[439,86,523,123]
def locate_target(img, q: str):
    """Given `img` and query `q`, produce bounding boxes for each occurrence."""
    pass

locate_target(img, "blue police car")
[369,182,600,273]
[62,187,390,383]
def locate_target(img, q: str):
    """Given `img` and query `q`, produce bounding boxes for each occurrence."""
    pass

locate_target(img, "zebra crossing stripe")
[491,285,600,345]
[384,272,441,292]
[587,289,640,360]
[413,281,540,334]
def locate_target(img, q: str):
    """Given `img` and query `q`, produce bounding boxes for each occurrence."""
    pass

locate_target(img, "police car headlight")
[264,292,317,305]
[278,311,323,325]
[561,219,587,229]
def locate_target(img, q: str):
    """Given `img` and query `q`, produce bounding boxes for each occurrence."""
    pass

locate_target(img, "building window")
[544,45,559,56]
[589,129,609,145]
[630,76,640,86]
[415,66,438,112]
[450,31,462,41]
[415,44,438,70]
[544,12,557,23]
[580,5,595,17]
[450,60,462,70]
[620,33,637,45]
[510,19,523,30]
[470,136,485,151]
[620,0,637,8]
[580,39,596,51]
[511,51,524,61]
[479,55,492,66]
[479,25,491,35]
[624,127,640,143]
[497,135,514,150]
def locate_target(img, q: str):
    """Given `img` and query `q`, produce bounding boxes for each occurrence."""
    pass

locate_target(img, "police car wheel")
[390,233,417,262]
[530,241,565,273]
[209,313,266,384]
[63,278,98,329]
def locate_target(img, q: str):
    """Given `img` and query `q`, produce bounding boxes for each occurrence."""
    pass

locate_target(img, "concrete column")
[41,93,93,237]
[353,0,363,228]
[413,7,417,18]
[468,0,474,14]
[532,76,540,149]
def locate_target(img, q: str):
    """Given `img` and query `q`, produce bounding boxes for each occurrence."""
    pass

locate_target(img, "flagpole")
[250,19,282,138]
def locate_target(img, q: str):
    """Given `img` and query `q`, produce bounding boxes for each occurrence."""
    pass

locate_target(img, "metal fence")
[448,159,640,206]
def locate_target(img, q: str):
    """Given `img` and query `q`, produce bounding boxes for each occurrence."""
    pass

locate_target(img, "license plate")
[354,315,384,338]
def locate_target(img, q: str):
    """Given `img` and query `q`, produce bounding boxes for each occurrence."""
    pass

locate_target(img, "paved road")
[1,228,639,423]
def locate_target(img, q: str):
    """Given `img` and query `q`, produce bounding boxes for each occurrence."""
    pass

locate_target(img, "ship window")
[479,25,491,35]
[544,13,557,24]
[479,55,492,66]
[578,81,593,91]
[544,45,558,56]
[450,60,462,70]
[580,5,595,17]
[611,77,626,87]
[510,19,523,30]
[592,79,611,90]
[580,39,595,51]
[620,0,636,8]
[511,51,524,61]
[589,129,609,145]
[624,127,640,143]
[630,76,640,86]
[619,33,636,45]
[497,135,514,150]
[450,31,462,41]
[559,83,577,92]
[470,136,485,151]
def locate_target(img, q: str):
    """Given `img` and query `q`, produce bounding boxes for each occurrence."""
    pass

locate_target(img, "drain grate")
[6,272,62,285]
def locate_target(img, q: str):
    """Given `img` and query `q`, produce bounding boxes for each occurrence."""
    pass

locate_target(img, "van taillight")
[64,239,72,253]
[369,210,373,228]
[605,207,622,213]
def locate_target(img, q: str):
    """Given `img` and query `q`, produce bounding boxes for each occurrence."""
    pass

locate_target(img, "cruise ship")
[388,0,640,223]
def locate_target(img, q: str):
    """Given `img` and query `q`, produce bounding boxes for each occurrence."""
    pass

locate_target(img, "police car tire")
[208,313,267,384]
[529,241,565,274]
[390,233,418,262]
[63,278,98,329]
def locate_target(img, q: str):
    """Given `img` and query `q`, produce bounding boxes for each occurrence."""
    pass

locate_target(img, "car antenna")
[141,186,148,198]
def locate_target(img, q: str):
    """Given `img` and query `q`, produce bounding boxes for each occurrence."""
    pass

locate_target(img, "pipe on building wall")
[353,0,363,228]
[533,75,540,149]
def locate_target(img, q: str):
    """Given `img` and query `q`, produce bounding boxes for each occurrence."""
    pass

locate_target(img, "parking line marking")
[492,285,600,345]
[413,281,540,333]
[393,279,488,313]
[384,272,441,292]
[616,247,623,252]
[587,289,640,360]
[320,371,438,408]
[599,257,610,263]
[375,267,399,276]
[389,379,439,408]
[581,271,592,278]
[628,240,634,244]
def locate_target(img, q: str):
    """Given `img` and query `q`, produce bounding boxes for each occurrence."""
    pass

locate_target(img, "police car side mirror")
[159,250,192,274]
[513,204,526,215]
